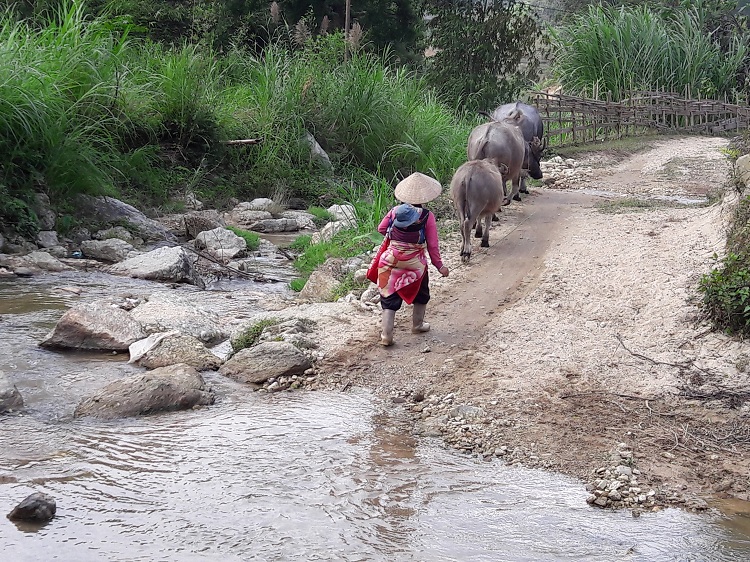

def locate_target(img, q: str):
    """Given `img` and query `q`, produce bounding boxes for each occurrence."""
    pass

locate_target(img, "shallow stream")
[2,274,750,561]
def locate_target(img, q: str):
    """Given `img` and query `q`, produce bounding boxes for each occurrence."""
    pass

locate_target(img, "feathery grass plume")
[320,15,329,35]
[270,2,280,25]
[347,22,363,53]
[294,19,311,47]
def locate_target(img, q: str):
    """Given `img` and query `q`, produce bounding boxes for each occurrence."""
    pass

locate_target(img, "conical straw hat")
[394,172,442,205]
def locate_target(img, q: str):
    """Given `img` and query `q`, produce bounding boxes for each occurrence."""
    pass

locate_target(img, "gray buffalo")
[482,101,546,196]
[467,118,526,206]
[450,159,507,263]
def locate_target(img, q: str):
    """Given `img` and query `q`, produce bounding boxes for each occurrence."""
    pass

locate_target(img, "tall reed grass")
[551,4,748,100]
[0,4,470,235]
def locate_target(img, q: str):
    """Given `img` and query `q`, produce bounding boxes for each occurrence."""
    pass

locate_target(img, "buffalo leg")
[460,217,473,262]
[480,213,492,247]
[520,170,529,194]
[503,176,521,206]
[474,220,483,239]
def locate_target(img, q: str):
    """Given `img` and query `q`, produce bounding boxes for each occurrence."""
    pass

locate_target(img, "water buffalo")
[450,159,507,263]
[467,118,526,206]
[482,102,546,195]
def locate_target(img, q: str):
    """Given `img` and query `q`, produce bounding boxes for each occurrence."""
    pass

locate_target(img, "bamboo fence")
[529,88,750,147]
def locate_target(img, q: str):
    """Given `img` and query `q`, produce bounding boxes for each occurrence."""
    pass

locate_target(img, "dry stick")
[179,243,284,283]
[615,334,692,370]
[559,390,653,401]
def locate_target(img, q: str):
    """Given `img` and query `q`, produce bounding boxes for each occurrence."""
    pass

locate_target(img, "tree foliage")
[422,0,547,112]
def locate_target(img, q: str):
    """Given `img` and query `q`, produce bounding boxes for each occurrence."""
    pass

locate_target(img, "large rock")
[246,198,278,212]
[108,246,204,289]
[194,227,247,261]
[248,218,299,233]
[81,239,137,263]
[219,341,311,384]
[40,300,147,351]
[279,210,316,230]
[327,203,356,223]
[7,493,56,522]
[0,370,23,413]
[184,210,227,239]
[226,203,273,229]
[129,293,228,345]
[129,332,222,371]
[310,220,354,244]
[22,251,70,272]
[36,231,59,249]
[76,195,175,242]
[94,226,142,245]
[298,269,341,302]
[74,363,215,419]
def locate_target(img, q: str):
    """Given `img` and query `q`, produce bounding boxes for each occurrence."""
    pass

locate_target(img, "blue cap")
[392,204,421,228]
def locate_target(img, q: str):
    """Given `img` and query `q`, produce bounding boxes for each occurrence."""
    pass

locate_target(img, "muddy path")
[317,135,750,511]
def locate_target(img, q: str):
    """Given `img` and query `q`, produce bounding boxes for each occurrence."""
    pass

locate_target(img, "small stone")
[593,497,608,507]
[7,492,56,522]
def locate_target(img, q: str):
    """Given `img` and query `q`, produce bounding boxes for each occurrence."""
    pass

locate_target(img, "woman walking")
[373,172,449,346]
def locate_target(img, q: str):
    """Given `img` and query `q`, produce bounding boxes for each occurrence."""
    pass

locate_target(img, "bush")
[700,193,750,336]
[226,225,260,251]
[700,253,750,335]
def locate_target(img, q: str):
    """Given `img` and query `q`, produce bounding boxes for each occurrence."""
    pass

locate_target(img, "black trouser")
[380,272,430,311]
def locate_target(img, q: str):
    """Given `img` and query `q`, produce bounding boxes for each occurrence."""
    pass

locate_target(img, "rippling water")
[2,274,750,561]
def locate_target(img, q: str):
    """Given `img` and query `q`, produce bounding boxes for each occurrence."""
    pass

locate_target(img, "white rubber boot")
[380,309,396,346]
[411,304,430,334]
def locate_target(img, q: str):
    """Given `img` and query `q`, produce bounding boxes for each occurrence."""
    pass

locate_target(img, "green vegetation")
[226,226,261,251]
[306,207,334,227]
[230,318,280,352]
[0,2,472,237]
[551,3,748,100]
[424,0,547,112]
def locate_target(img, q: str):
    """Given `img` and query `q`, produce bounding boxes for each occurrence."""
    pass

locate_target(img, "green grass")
[306,206,334,227]
[550,4,748,101]
[226,225,260,251]
[230,318,280,352]
[0,7,473,238]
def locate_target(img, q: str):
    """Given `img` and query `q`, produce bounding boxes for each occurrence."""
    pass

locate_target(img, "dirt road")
[316,135,750,511]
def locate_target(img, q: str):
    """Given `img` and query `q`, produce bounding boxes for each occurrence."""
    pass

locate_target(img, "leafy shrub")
[231,318,279,352]
[290,278,307,292]
[700,253,750,335]
[226,225,260,251]
[0,186,39,237]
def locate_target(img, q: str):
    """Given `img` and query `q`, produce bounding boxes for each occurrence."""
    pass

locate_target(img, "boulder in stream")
[40,300,147,351]
[0,370,23,413]
[108,246,205,289]
[74,363,215,419]
[129,331,223,371]
[7,492,56,522]
[219,341,311,384]
[76,195,175,243]
[194,227,247,261]
[81,238,138,263]
[129,293,228,345]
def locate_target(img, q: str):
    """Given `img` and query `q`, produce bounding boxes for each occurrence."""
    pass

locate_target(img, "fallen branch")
[178,243,284,284]
[615,334,692,370]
